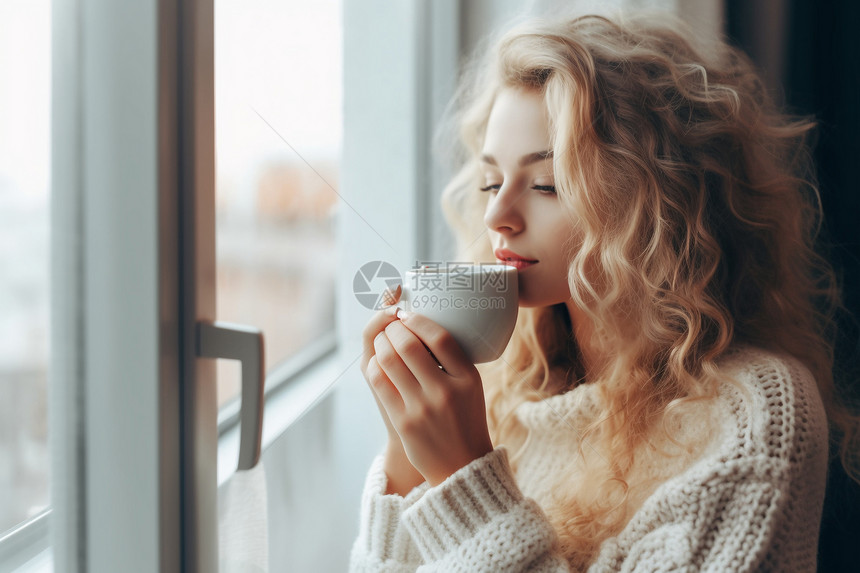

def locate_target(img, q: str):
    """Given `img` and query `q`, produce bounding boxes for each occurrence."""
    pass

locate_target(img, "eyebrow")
[480,149,553,167]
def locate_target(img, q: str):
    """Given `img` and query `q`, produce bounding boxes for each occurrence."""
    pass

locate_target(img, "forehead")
[482,87,551,159]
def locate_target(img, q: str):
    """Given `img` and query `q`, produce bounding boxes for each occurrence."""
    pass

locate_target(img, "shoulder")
[592,346,831,571]
[711,344,829,466]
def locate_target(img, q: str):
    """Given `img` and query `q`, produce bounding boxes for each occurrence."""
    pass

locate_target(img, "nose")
[483,185,524,235]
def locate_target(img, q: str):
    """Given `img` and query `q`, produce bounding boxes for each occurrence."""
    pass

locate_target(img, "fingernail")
[396,308,411,321]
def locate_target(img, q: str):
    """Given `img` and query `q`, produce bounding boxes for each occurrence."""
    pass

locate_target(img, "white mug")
[397,263,518,364]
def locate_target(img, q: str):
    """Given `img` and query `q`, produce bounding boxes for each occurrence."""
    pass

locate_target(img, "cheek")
[549,225,577,291]
[548,221,577,263]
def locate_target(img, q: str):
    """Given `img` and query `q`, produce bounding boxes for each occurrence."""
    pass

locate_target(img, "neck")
[564,299,599,378]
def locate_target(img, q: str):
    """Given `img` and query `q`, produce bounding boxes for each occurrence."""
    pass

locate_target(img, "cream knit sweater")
[349,345,829,572]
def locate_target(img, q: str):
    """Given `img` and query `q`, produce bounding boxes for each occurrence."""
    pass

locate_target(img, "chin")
[517,291,571,310]
[516,295,554,308]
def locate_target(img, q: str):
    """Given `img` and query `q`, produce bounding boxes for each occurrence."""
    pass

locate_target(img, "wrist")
[426,443,495,487]
[382,446,424,496]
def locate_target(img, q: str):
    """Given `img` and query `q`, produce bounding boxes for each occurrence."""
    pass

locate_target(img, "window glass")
[0,0,52,535]
[214,0,341,407]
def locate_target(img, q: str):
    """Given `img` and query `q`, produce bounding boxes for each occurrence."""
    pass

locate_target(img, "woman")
[349,12,859,571]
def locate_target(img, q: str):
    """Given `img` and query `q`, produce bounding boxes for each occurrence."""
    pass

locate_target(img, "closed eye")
[480,184,556,194]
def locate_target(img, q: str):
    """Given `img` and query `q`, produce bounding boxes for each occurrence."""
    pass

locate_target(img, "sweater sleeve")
[350,447,570,572]
[401,446,571,572]
[348,453,431,572]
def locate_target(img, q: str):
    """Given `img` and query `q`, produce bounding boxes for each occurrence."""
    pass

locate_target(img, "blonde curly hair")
[439,11,859,567]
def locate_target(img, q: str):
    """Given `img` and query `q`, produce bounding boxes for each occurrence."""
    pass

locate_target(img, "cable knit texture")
[348,345,829,572]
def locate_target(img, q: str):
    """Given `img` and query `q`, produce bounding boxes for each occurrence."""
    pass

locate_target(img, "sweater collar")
[514,380,605,434]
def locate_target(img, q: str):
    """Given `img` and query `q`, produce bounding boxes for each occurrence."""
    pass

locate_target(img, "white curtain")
[219,463,269,573]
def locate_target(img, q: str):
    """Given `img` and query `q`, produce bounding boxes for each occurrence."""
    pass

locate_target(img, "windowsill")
[12,547,51,573]
[0,510,50,572]
[217,338,345,486]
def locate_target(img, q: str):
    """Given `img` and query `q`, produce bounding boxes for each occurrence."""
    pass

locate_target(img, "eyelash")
[479,184,557,195]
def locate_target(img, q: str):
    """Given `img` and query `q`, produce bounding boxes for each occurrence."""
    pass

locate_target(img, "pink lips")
[499,259,537,270]
[494,248,538,270]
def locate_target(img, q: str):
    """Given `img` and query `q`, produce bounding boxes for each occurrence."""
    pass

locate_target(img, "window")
[0,0,51,540]
[0,0,452,569]
[213,0,341,409]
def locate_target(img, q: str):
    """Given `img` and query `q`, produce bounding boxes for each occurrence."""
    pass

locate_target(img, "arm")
[362,308,571,571]
[349,452,431,573]
[384,445,427,496]
[352,446,571,573]
[403,447,571,573]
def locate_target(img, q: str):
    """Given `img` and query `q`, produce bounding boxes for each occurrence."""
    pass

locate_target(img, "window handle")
[196,321,265,470]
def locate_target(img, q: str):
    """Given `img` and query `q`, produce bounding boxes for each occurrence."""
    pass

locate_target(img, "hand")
[361,286,424,494]
[368,307,494,486]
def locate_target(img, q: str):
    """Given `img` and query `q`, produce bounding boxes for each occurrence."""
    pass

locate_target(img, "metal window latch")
[196,321,265,471]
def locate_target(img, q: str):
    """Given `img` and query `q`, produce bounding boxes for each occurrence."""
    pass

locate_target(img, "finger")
[374,330,423,403]
[384,320,455,383]
[380,284,402,308]
[394,309,474,377]
[361,305,401,373]
[365,355,405,416]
